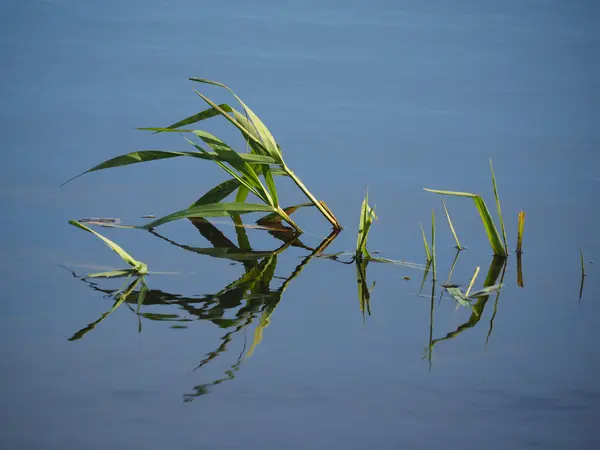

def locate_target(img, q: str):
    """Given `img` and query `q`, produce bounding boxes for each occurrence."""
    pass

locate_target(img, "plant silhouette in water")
[424,256,507,366]
[63,77,341,233]
[67,216,338,401]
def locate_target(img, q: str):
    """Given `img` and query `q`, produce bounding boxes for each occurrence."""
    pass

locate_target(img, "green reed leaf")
[190,179,240,207]
[490,159,508,254]
[517,210,526,254]
[62,150,276,186]
[442,199,463,250]
[420,222,431,262]
[139,203,277,230]
[68,220,148,274]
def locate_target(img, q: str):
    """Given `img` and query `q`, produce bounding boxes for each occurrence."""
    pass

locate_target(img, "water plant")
[356,190,377,260]
[420,210,436,279]
[68,220,148,277]
[516,211,526,254]
[64,77,341,233]
[424,160,508,257]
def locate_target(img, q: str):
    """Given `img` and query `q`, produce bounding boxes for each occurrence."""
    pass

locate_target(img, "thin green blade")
[153,103,234,132]
[423,188,477,198]
[140,203,277,230]
[442,199,462,250]
[489,159,508,254]
[420,222,431,262]
[190,179,240,207]
[69,220,148,274]
[62,150,276,186]
[472,196,506,257]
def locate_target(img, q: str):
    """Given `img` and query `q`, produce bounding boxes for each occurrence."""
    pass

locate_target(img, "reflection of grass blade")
[68,277,143,341]
[356,259,374,320]
[442,199,463,250]
[516,211,526,254]
[424,189,506,257]
[490,160,508,254]
[69,220,148,275]
[517,253,524,288]
[580,248,586,277]
[256,203,313,225]
[420,222,431,262]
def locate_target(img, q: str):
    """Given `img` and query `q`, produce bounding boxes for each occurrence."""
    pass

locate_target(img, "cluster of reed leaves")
[65,77,341,234]
[424,160,522,258]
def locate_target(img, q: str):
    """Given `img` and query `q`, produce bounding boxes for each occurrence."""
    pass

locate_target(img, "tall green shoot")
[516,211,525,254]
[442,200,463,250]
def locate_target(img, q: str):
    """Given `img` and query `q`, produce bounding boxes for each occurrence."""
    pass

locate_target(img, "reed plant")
[64,78,342,233]
[516,211,526,254]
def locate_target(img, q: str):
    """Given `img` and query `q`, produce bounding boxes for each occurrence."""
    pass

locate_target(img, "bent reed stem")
[283,167,342,230]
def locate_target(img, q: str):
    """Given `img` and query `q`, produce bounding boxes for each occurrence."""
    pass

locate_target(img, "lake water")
[1,1,599,449]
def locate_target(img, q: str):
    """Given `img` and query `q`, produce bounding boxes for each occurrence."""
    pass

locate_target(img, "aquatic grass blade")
[580,248,586,277]
[356,191,377,259]
[424,188,506,257]
[154,103,234,132]
[442,199,463,250]
[516,211,526,254]
[69,220,148,274]
[139,203,277,230]
[489,160,508,254]
[190,179,240,207]
[420,222,431,262]
[61,150,276,186]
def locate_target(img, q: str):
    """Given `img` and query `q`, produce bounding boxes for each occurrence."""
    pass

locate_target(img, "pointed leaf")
[62,150,275,186]
[139,203,277,229]
[69,220,148,274]
[190,179,240,207]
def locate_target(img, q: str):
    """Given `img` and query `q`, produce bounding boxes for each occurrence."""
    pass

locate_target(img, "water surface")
[1,1,599,449]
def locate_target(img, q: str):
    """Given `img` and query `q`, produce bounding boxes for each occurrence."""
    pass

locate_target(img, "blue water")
[1,1,599,449]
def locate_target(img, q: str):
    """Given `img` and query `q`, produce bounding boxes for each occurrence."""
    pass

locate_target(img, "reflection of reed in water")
[67,216,339,402]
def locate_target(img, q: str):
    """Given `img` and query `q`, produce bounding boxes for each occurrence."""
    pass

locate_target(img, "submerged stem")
[283,167,342,230]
